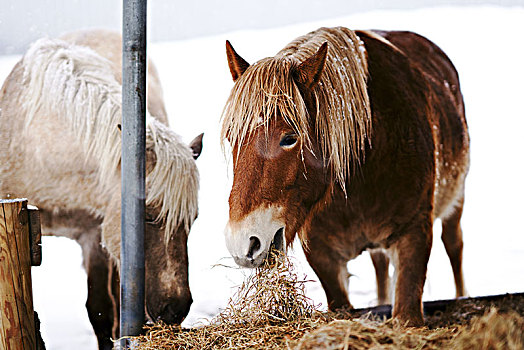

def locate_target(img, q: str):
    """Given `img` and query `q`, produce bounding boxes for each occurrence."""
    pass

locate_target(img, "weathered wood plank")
[0,199,36,350]
[350,292,524,319]
[28,207,42,267]
[0,201,23,350]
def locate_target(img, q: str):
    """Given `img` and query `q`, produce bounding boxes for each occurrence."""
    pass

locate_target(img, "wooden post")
[0,199,37,350]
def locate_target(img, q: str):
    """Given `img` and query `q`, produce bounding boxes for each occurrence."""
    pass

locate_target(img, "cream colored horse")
[0,29,203,349]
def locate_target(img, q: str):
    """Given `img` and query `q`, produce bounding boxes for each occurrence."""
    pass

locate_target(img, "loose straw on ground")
[131,252,524,349]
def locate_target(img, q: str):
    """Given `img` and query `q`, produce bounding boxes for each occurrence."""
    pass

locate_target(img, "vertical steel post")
[121,0,147,347]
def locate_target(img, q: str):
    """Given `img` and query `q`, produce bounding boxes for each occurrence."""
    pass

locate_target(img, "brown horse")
[221,27,469,326]
[0,29,203,349]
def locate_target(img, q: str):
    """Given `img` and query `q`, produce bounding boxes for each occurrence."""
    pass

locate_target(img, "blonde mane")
[19,38,199,241]
[221,27,371,190]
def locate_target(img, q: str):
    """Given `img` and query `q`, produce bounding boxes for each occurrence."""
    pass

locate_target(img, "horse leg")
[108,260,120,340]
[303,239,352,311]
[80,235,117,350]
[369,249,390,305]
[441,197,466,297]
[390,219,433,326]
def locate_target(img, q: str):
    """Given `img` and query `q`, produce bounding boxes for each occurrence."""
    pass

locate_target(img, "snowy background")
[1,4,524,350]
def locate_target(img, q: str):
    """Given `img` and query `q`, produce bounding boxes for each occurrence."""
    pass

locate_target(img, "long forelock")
[220,56,311,158]
[221,27,371,190]
[20,38,199,243]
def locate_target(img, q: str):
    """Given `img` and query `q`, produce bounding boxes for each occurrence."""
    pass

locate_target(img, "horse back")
[375,30,464,115]
[59,29,168,125]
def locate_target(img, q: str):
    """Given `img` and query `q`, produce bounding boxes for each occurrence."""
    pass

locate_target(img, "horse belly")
[306,198,394,262]
[38,208,102,242]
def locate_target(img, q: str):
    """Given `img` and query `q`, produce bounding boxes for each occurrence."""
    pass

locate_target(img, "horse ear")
[226,40,250,81]
[294,42,328,90]
[189,133,204,160]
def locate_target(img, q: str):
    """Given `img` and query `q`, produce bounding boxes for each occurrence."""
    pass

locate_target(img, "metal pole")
[121,0,147,347]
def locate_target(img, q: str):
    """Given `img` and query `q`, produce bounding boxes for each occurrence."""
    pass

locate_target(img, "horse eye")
[279,134,298,148]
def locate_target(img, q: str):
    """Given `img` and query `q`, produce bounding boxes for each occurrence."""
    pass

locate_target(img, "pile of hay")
[132,254,524,349]
[451,308,524,349]
[134,252,326,349]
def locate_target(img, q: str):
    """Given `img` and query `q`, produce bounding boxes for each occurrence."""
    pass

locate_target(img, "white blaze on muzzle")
[225,206,286,268]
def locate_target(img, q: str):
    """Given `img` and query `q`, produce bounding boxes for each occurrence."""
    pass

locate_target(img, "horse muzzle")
[146,292,193,325]
[225,207,286,268]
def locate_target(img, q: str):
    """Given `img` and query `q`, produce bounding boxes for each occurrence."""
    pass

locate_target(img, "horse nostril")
[247,236,261,259]
[158,295,192,324]
[272,227,284,252]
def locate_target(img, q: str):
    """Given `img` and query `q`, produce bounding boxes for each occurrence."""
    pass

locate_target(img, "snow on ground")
[0,5,523,350]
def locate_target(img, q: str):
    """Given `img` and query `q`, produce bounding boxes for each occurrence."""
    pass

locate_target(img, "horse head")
[222,41,331,268]
[143,208,192,324]
[103,120,203,324]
